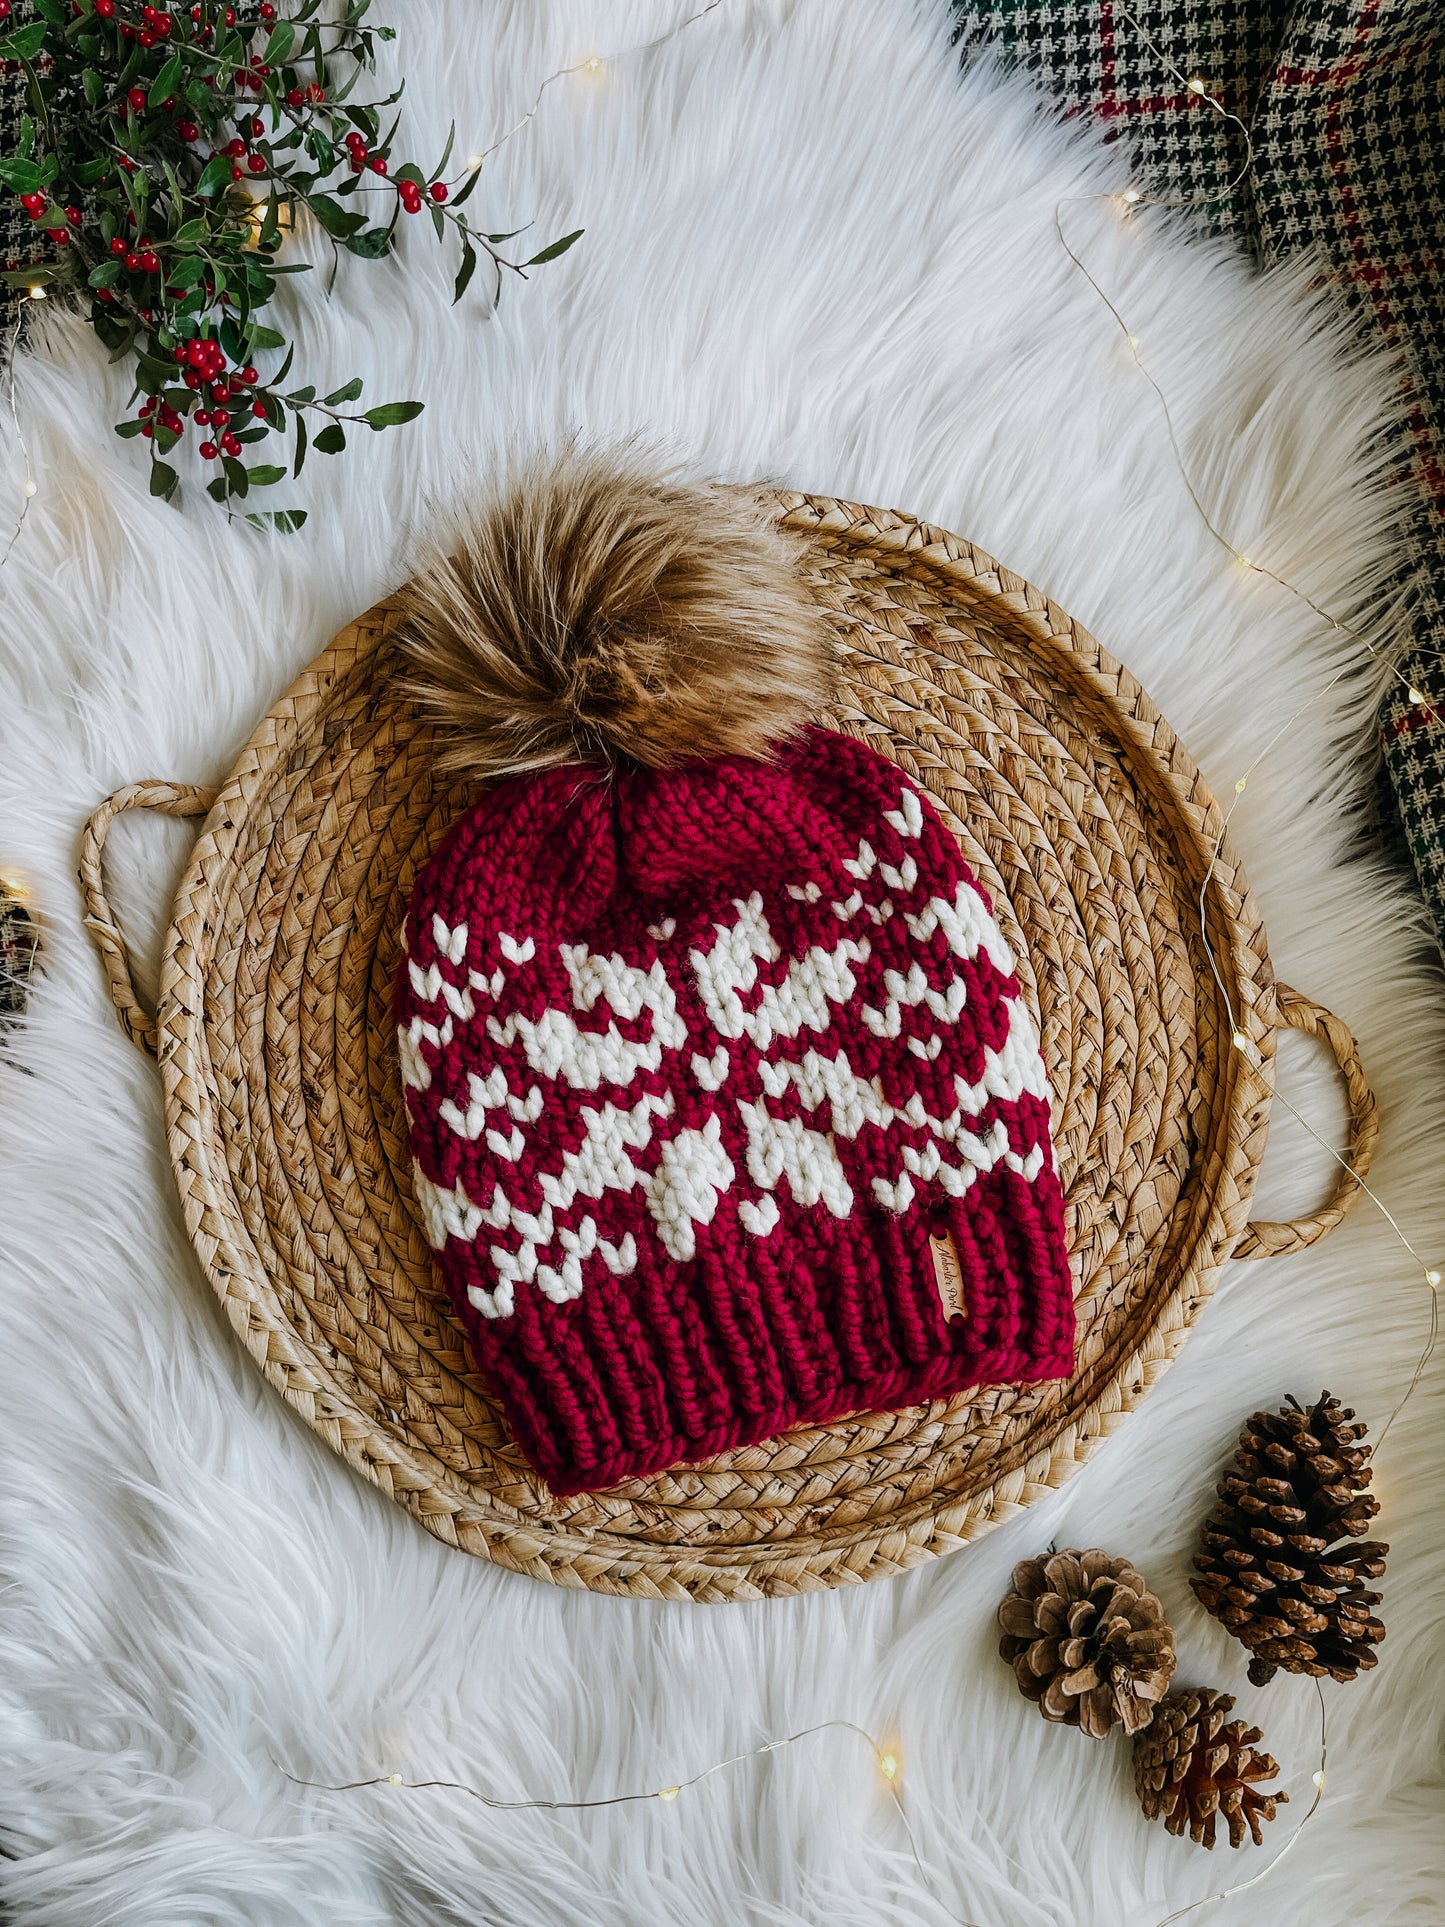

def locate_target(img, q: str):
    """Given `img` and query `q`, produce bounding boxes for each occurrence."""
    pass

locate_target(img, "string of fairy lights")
[5,5,1436,1922]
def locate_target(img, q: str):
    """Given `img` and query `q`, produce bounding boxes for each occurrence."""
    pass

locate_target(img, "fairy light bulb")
[387,1773,403,1785]
[1408,686,1426,705]
[466,153,483,170]
[585,54,603,71]
[1126,333,1141,351]
[1426,1268,1441,1289]
[878,1752,899,1782]
[27,284,45,300]
[657,1784,680,1802]
[22,478,35,497]
[1186,74,1207,94]
[1122,186,1142,204]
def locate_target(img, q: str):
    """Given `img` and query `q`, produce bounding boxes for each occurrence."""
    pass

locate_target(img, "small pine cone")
[1134,1687,1288,1850]
[1192,1392,1387,1686]
[997,1548,1177,1738]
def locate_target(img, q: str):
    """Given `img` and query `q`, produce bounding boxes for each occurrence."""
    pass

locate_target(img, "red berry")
[241,365,257,383]
[66,205,83,224]
[0,1,12,17]
[194,409,210,425]
[259,0,274,14]
[249,116,264,137]
[225,138,244,157]
[177,120,199,141]
[429,181,448,204]
[230,165,244,180]
[221,433,240,456]
[223,5,234,20]
[212,408,231,427]
[140,251,159,273]
[141,423,154,438]
[156,14,172,34]
[286,88,303,107]
[173,344,188,361]
[127,86,146,110]
[369,155,387,175]
[19,193,40,212]
[211,383,230,401]
[251,399,267,419]
[49,229,70,245]
[183,369,201,389]
[199,440,217,460]
[124,252,141,270]
[304,82,323,102]
[96,287,114,302]
[96,0,114,14]
[139,28,155,44]
[25,206,43,221]
[139,398,154,416]
[248,154,265,174]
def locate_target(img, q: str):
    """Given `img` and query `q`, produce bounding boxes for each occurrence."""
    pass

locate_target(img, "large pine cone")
[1135,1687,1288,1849]
[997,1548,1176,1737]
[1192,1392,1387,1686]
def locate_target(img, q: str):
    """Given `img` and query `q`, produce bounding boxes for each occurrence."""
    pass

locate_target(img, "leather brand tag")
[930,1230,968,1322]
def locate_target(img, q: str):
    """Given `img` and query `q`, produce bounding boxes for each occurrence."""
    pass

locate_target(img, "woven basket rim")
[86,491,1371,1600]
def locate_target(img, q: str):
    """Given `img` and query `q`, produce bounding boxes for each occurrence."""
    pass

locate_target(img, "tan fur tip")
[393,447,838,784]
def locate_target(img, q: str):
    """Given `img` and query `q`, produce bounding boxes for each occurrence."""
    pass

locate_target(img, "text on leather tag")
[930,1230,968,1322]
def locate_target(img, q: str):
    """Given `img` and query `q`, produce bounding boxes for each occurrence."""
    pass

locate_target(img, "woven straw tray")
[80,493,1378,1600]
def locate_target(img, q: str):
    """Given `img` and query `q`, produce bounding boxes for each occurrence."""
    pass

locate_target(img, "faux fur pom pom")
[394,449,838,782]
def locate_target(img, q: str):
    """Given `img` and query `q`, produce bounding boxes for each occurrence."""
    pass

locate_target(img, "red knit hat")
[393,454,1073,1495]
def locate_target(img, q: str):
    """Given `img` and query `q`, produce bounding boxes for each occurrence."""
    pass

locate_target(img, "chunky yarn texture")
[397,729,1072,1494]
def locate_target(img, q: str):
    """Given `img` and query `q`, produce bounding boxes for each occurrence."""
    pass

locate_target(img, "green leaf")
[0,158,45,194]
[206,477,229,502]
[361,400,423,429]
[168,254,208,290]
[172,218,208,246]
[81,67,106,108]
[114,418,146,439]
[291,409,308,475]
[0,23,48,60]
[246,464,286,487]
[450,162,483,211]
[72,157,109,187]
[313,422,346,454]
[262,18,296,62]
[245,509,309,533]
[525,228,583,267]
[287,384,316,405]
[320,377,362,406]
[452,234,476,303]
[307,193,365,240]
[195,154,233,198]
[148,55,182,109]
[88,261,121,288]
[343,226,392,259]
[149,460,179,499]
[223,456,249,497]
[246,323,286,351]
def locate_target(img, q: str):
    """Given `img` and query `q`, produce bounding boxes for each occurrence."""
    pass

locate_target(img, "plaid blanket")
[953,0,1445,951]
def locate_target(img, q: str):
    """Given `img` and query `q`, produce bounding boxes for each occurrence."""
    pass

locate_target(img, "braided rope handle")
[1234,982,1380,1260]
[78,780,217,1058]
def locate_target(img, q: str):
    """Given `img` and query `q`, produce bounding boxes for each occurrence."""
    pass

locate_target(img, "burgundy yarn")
[397,728,1073,1495]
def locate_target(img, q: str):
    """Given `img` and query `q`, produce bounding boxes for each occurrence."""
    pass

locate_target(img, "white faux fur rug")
[3,3,1443,1921]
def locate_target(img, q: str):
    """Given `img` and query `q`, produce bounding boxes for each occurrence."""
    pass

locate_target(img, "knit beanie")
[394,454,1074,1495]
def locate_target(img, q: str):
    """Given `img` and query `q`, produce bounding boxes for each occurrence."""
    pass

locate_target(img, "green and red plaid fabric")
[954,0,1445,952]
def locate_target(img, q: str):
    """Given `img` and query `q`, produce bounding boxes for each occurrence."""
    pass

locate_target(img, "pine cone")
[997,1548,1176,1737]
[1192,1392,1387,1686]
[1135,1687,1287,1849]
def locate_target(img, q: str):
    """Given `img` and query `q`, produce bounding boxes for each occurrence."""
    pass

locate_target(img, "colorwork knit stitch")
[398,729,1073,1494]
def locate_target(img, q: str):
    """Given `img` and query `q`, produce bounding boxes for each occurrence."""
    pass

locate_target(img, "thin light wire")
[469,0,725,169]
[1052,7,1440,1444]
[1153,1680,1328,1927]
[277,1720,982,1927]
